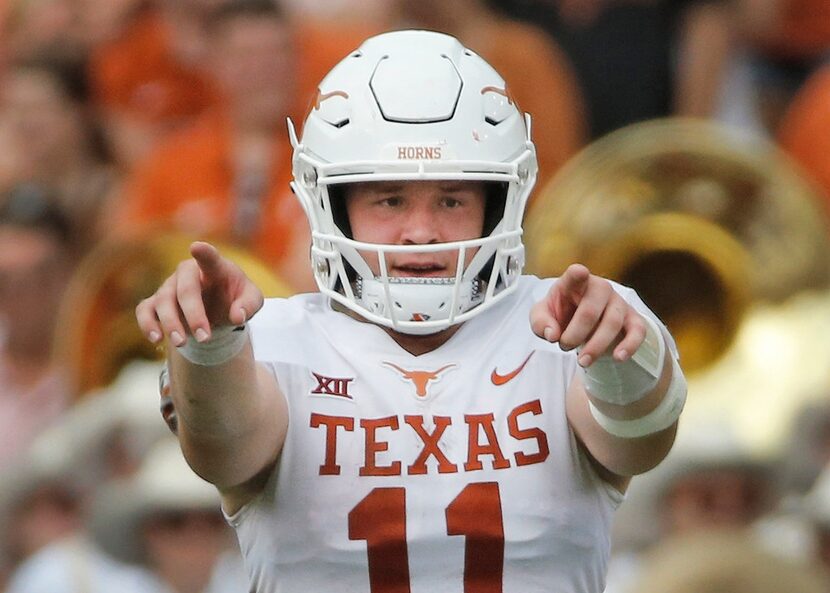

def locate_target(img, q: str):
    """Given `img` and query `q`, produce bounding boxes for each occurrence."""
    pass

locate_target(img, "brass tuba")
[53,233,294,398]
[524,118,830,455]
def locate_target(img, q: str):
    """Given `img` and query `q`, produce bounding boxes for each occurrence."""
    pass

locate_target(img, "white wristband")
[588,355,687,438]
[580,314,665,406]
[177,325,248,366]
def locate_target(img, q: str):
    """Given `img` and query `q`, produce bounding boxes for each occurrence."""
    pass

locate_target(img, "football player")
[136,30,686,593]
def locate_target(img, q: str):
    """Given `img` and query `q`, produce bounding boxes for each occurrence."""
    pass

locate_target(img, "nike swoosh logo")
[491,352,535,386]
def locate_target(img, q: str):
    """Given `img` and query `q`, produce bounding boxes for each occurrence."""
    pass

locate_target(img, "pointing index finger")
[190,241,224,280]
[555,263,591,303]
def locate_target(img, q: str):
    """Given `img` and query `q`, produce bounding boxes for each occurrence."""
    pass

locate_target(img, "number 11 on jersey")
[348,482,505,593]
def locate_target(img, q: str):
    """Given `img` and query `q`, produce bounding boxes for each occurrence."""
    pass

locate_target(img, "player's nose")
[400,203,440,245]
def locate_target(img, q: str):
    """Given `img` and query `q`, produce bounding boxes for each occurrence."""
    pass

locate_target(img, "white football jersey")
[227,276,657,593]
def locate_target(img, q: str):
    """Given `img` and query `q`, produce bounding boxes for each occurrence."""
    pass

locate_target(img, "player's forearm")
[169,343,261,438]
[167,337,283,488]
[583,349,681,475]
[568,319,687,476]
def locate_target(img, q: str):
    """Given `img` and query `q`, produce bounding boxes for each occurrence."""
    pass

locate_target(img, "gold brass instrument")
[524,118,830,455]
[53,233,293,398]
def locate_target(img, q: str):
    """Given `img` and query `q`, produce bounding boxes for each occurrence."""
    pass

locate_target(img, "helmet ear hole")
[327,184,353,239]
[483,182,508,236]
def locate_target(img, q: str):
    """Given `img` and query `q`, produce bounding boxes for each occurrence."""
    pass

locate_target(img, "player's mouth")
[391,262,449,278]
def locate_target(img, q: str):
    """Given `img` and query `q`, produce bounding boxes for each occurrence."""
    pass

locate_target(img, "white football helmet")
[289,30,538,334]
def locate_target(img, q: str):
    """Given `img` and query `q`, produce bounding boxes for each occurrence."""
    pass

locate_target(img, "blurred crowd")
[1,0,830,592]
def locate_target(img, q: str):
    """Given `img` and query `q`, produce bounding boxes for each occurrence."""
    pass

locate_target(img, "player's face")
[345,180,487,277]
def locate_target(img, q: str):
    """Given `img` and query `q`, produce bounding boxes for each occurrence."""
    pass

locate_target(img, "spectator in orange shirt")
[85,0,222,168]
[386,0,588,191]
[746,0,830,65]
[2,0,213,173]
[108,0,316,291]
[778,65,830,219]
[738,0,830,134]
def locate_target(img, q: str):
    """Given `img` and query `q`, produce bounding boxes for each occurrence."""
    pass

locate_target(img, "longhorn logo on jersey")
[383,362,457,399]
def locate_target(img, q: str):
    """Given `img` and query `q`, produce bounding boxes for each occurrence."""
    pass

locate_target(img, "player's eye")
[380,196,403,208]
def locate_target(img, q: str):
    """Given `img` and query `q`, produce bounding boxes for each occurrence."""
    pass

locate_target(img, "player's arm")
[136,241,287,514]
[530,264,686,491]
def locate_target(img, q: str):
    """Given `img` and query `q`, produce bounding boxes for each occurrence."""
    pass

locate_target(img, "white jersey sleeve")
[228,276,633,593]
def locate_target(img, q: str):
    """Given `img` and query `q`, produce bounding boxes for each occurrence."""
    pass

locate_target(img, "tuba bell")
[53,233,294,399]
[524,117,830,455]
